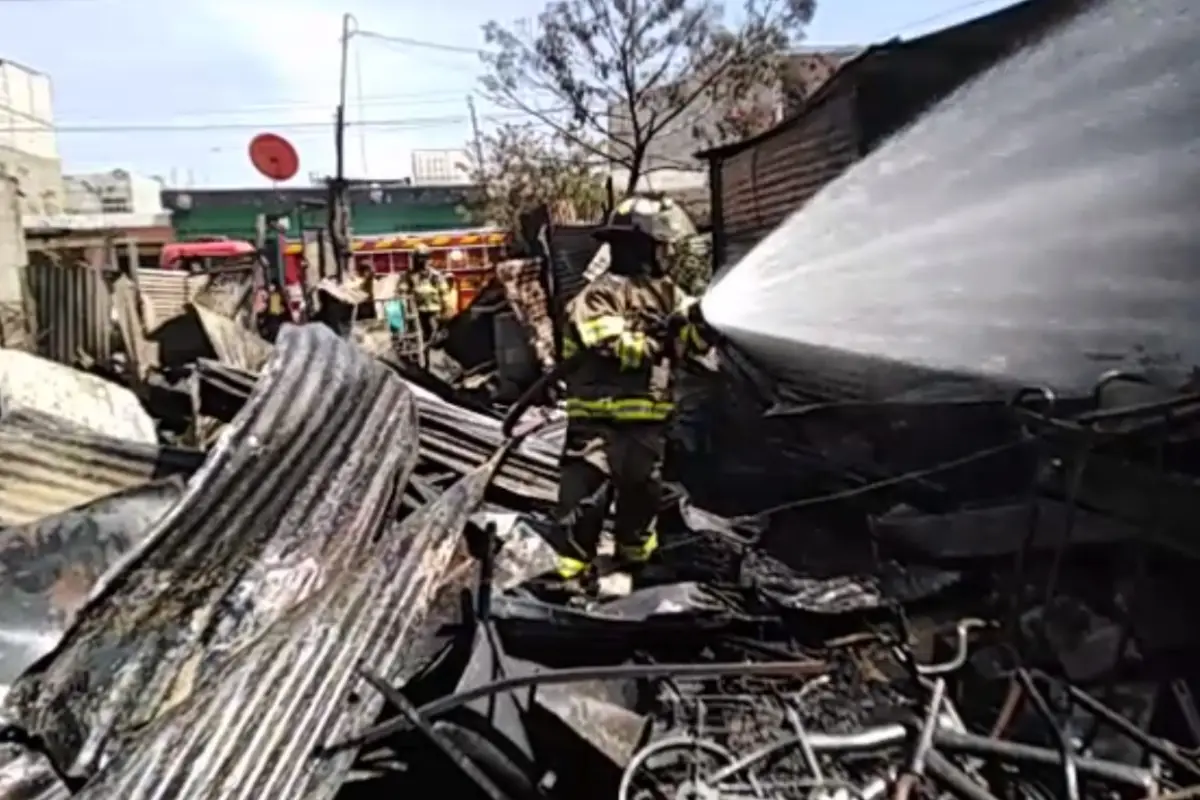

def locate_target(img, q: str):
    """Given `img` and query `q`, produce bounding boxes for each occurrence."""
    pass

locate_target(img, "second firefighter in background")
[555,194,717,584]
[406,244,458,345]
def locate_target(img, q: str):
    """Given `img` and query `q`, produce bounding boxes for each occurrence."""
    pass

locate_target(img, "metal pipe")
[322,658,828,755]
[924,751,1001,800]
[934,730,1155,788]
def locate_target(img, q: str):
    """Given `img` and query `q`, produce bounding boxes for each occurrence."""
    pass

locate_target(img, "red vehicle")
[159,238,257,272]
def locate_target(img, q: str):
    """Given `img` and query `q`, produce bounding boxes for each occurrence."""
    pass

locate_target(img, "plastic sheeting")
[704,0,1200,400]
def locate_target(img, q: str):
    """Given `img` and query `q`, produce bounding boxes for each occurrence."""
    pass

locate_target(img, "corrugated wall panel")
[135,268,207,331]
[547,224,602,353]
[719,88,860,250]
[25,262,112,367]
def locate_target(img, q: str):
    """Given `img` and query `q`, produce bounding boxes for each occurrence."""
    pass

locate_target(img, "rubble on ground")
[0,267,1199,800]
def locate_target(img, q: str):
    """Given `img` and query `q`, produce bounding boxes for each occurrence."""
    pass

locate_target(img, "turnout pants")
[554,420,665,577]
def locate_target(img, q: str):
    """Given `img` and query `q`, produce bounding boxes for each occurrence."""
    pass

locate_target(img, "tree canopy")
[479,0,815,190]
[461,123,609,232]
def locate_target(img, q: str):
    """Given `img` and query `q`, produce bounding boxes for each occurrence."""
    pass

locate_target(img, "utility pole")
[330,12,355,279]
[467,95,484,168]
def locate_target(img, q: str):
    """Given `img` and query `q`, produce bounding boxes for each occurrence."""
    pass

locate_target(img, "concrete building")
[607,48,860,197]
[0,59,64,217]
[411,149,471,185]
[63,169,168,221]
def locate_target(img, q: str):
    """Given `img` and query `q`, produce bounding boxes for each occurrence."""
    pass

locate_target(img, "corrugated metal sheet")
[0,349,158,445]
[190,270,254,320]
[192,305,273,372]
[135,268,208,332]
[2,325,421,788]
[75,458,498,800]
[548,224,602,351]
[24,262,112,367]
[495,258,554,372]
[194,359,562,504]
[0,480,186,696]
[718,88,860,254]
[0,410,201,527]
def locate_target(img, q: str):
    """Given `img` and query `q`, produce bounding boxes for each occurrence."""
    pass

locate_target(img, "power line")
[145,92,484,119]
[0,108,560,134]
[354,30,487,56]
[870,0,1007,40]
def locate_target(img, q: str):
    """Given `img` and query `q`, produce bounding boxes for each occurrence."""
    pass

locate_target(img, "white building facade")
[0,59,64,217]
[411,149,471,185]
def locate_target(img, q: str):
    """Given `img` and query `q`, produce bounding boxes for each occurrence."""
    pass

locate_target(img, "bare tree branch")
[480,0,815,190]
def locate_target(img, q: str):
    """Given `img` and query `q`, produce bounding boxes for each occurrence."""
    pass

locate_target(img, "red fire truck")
[282,227,509,313]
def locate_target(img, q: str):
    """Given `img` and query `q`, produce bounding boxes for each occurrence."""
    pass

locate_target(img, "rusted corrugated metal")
[718,87,861,262]
[0,410,201,527]
[24,262,113,367]
[135,268,208,332]
[75,457,498,799]
[2,325,421,790]
[704,0,1088,268]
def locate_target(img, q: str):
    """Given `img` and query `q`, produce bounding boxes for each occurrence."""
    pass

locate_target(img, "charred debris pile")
[0,286,1198,799]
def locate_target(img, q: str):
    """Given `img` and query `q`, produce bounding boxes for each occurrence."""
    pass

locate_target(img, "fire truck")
[282,227,509,313]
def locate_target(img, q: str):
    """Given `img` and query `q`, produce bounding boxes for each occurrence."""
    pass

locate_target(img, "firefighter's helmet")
[596,194,697,245]
[412,242,430,268]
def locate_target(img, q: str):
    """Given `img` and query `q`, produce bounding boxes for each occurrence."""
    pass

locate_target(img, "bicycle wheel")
[618,736,742,800]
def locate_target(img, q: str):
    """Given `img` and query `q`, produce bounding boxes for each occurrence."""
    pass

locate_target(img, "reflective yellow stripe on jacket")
[565,397,674,422]
[577,314,625,346]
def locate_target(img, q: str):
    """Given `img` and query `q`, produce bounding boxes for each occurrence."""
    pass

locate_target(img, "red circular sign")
[248,133,299,182]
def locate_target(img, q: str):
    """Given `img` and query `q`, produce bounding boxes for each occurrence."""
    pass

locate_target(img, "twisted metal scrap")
[1,324,420,786]
[71,453,502,799]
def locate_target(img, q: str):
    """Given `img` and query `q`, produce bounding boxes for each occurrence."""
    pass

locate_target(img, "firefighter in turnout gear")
[554,194,718,585]
[407,243,453,347]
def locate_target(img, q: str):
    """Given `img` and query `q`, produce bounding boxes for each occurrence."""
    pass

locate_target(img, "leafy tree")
[461,123,609,232]
[479,0,815,191]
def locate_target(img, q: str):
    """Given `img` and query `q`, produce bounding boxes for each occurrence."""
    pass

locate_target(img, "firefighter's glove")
[684,301,722,344]
[615,330,659,370]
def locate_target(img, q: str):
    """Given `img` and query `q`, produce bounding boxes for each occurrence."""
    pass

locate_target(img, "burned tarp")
[69,455,502,799]
[0,480,185,700]
[0,411,202,528]
[0,324,420,786]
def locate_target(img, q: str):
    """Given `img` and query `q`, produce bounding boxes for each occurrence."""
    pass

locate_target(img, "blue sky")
[1,0,1014,187]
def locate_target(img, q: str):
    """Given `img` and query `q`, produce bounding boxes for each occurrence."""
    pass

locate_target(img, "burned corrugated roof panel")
[2,325,421,785]
[0,412,202,528]
[70,457,499,800]
[0,480,186,699]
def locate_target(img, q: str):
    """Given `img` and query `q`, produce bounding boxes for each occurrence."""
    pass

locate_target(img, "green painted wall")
[172,202,472,241]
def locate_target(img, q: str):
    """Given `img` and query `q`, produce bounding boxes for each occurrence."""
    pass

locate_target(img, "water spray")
[702,0,1200,400]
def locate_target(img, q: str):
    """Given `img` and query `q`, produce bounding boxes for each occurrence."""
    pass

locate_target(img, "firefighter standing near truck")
[554,194,718,587]
[407,243,453,349]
